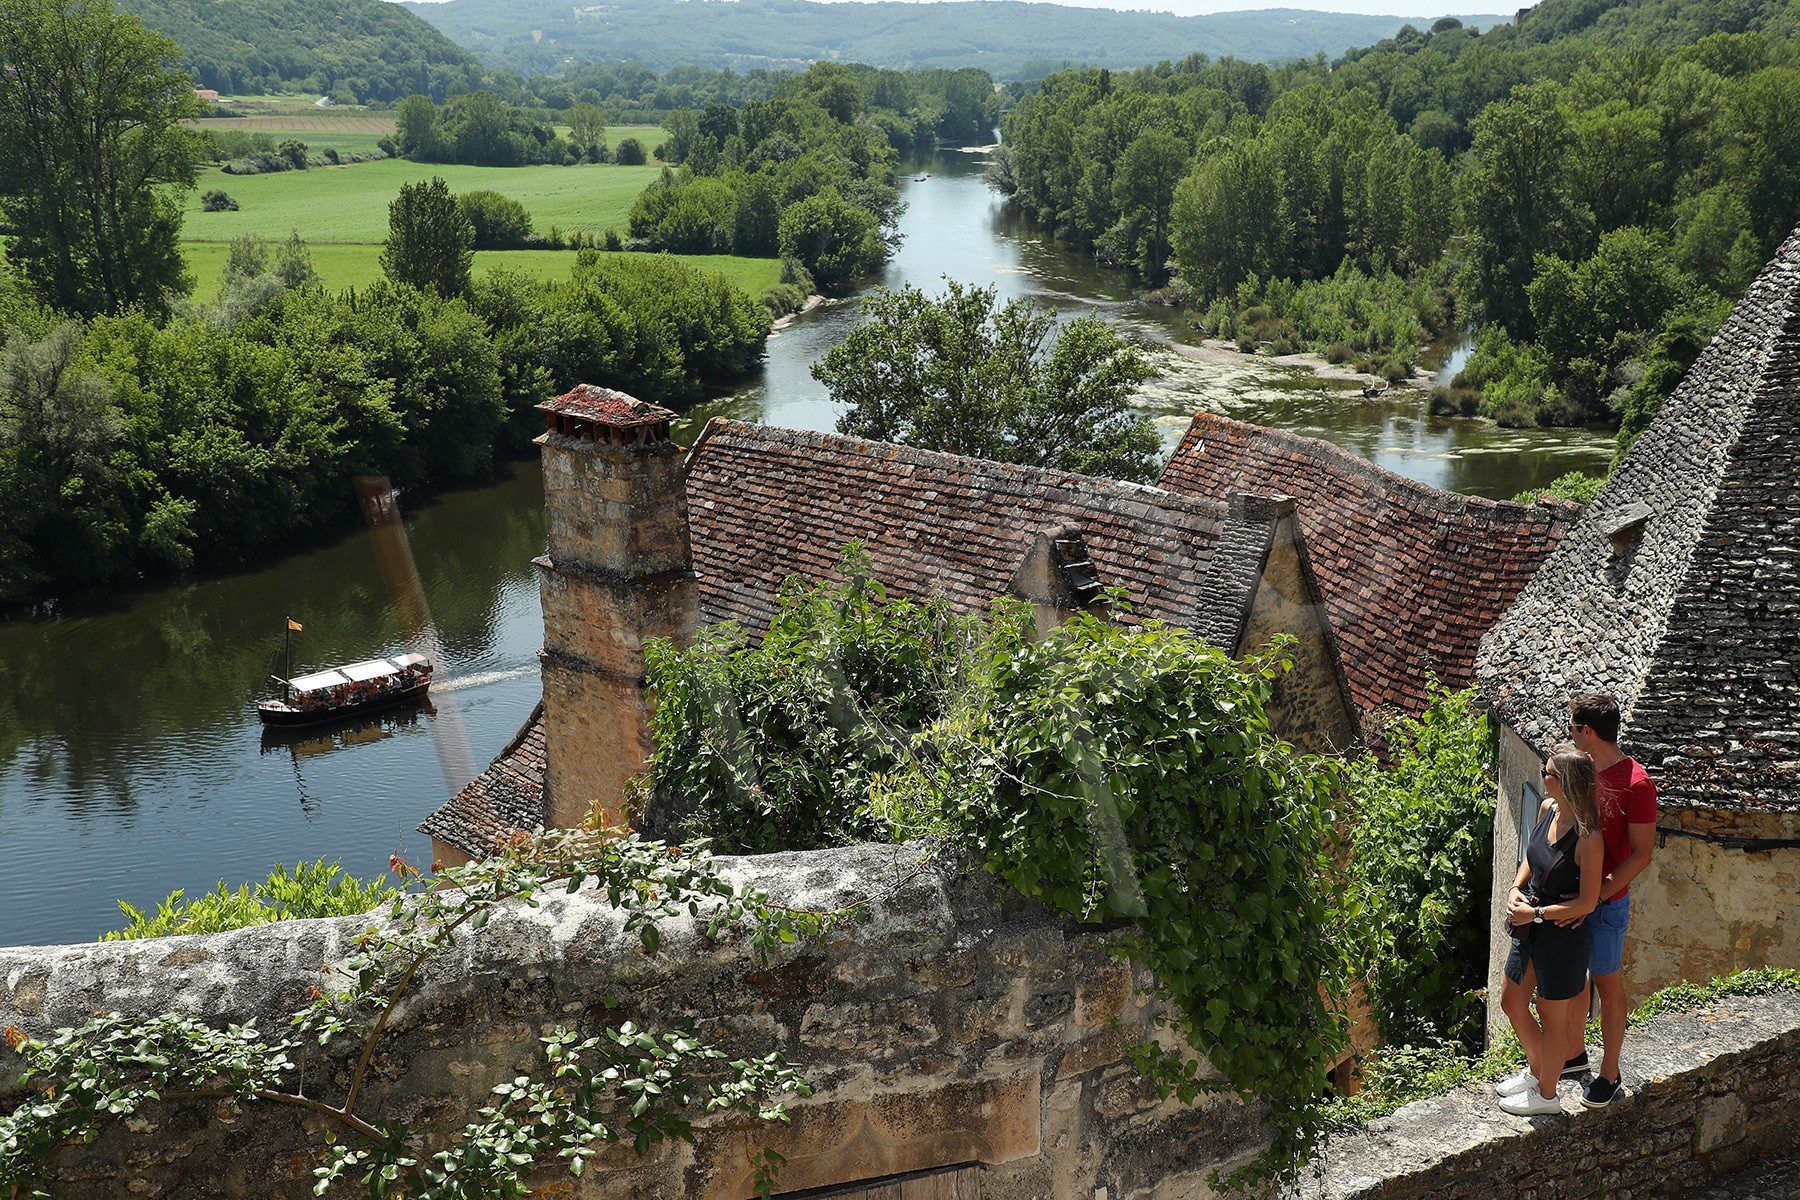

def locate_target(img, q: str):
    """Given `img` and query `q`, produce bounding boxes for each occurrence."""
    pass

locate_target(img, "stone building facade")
[1476,228,1800,1021]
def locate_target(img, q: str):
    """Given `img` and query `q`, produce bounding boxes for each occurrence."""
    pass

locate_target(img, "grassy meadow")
[182,243,784,302]
[185,159,665,244]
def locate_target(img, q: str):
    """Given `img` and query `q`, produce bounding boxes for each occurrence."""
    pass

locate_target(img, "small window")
[1518,776,1543,863]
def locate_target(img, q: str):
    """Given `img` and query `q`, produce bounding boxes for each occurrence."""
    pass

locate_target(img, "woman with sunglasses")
[1495,745,1604,1114]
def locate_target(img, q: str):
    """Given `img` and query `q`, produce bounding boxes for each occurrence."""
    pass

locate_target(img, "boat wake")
[434,664,537,693]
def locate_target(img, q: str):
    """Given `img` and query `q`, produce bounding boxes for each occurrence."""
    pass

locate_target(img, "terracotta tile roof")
[539,383,675,428]
[423,422,1303,857]
[1478,227,1800,812]
[686,421,1277,648]
[1160,412,1576,720]
[419,702,546,855]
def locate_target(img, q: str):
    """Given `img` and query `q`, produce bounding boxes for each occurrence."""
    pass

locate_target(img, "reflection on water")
[0,146,1614,947]
[0,464,547,945]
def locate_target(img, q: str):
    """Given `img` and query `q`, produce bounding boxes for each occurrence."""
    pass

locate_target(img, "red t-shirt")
[1597,756,1657,898]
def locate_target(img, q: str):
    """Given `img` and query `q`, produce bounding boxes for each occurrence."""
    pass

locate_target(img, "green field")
[185,160,664,244]
[182,243,783,301]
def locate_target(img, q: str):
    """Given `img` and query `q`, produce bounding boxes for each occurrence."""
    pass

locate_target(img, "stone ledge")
[1295,992,1800,1200]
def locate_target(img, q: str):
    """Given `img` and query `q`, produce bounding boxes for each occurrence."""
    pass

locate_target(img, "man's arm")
[1600,821,1656,900]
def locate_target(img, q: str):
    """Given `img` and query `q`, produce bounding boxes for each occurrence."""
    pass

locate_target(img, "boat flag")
[287,618,303,632]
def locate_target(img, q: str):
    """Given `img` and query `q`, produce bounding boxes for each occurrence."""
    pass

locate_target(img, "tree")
[0,0,201,317]
[1170,142,1281,299]
[1458,81,1583,336]
[777,191,883,292]
[567,101,607,158]
[457,190,535,249]
[381,177,474,297]
[1108,129,1190,278]
[615,137,648,166]
[816,282,1160,481]
[395,94,442,159]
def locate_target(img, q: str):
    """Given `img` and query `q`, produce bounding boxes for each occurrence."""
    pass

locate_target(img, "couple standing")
[1495,694,1658,1116]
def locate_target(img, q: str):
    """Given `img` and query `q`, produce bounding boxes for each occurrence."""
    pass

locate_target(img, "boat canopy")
[288,656,426,695]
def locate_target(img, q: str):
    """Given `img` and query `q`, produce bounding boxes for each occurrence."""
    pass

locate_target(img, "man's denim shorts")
[1589,893,1631,977]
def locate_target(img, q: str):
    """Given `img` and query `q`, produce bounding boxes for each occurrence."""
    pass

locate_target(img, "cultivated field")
[182,243,784,301]
[188,118,666,159]
[183,160,664,243]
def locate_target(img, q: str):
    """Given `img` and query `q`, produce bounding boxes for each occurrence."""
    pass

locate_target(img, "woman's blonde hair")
[1548,744,1600,835]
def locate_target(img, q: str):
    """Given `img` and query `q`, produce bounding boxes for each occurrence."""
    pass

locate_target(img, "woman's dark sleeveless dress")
[1503,803,1593,1002]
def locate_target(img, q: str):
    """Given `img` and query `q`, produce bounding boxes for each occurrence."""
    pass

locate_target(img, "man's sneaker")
[1581,1074,1622,1108]
[1561,1052,1591,1079]
[1494,1068,1535,1097]
[1500,1086,1563,1116]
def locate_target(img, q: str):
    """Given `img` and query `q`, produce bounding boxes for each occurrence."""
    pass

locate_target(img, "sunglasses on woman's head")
[1542,769,1560,780]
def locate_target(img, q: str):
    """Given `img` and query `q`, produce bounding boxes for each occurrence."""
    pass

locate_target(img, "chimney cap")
[538,384,676,429]
[1228,491,1297,521]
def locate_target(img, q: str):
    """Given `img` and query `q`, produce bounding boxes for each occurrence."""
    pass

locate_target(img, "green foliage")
[817,281,1161,481]
[0,830,835,1199]
[457,189,536,250]
[629,171,740,253]
[614,137,647,166]
[1346,686,1495,1051]
[383,177,475,297]
[0,0,201,318]
[1003,4,1800,429]
[104,860,398,940]
[1630,966,1800,1021]
[1513,471,1607,505]
[393,91,577,167]
[777,192,884,291]
[113,0,479,100]
[646,551,1353,1180]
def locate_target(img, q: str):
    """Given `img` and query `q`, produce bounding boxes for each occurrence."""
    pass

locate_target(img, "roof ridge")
[1168,412,1576,523]
[694,418,1248,524]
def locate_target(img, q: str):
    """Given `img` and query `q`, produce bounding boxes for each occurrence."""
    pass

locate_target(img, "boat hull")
[257,681,431,727]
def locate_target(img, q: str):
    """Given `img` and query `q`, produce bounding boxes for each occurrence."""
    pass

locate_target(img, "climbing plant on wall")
[0,830,839,1198]
[645,550,1356,1180]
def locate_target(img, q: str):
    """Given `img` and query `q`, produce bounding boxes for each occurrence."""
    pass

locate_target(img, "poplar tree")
[380,177,474,297]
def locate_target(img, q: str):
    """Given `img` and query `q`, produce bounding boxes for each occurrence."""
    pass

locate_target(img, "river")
[0,147,1613,946]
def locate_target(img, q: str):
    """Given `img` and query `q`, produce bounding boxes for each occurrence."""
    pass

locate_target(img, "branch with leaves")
[0,829,846,1199]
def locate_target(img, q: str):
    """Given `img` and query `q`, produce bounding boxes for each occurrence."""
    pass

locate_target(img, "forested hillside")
[401,0,1506,77]
[115,0,481,101]
[996,0,1800,441]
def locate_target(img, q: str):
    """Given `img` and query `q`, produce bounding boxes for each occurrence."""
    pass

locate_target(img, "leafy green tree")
[615,137,648,165]
[395,94,443,159]
[731,172,783,255]
[457,190,535,249]
[1107,129,1190,278]
[213,233,318,327]
[628,173,737,253]
[1170,142,1281,299]
[817,282,1160,481]
[1458,81,1583,335]
[567,101,607,158]
[777,191,883,292]
[0,0,201,317]
[381,177,474,297]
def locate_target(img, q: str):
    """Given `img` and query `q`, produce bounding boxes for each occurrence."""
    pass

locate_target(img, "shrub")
[277,139,308,169]
[456,188,534,250]
[629,173,737,253]
[200,189,238,212]
[1325,342,1352,364]
[1513,471,1606,505]
[777,190,883,292]
[1347,685,1494,1050]
[104,860,395,939]
[614,137,647,165]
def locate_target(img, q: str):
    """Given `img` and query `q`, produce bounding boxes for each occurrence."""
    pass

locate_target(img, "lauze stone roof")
[1160,412,1575,720]
[1477,227,1800,812]
[424,421,1315,856]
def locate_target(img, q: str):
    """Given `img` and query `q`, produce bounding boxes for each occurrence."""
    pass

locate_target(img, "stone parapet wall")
[0,844,1260,1199]
[1298,991,1800,1200]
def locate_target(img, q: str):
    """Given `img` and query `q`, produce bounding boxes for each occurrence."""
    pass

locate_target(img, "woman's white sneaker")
[1499,1087,1564,1116]
[1494,1069,1535,1097]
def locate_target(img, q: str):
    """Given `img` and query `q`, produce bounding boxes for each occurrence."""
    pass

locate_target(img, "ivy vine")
[0,829,841,1199]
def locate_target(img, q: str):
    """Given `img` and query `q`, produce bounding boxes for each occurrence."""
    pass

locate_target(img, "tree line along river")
[0,148,1614,946]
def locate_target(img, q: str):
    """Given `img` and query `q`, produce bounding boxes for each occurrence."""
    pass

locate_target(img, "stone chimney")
[534,384,698,832]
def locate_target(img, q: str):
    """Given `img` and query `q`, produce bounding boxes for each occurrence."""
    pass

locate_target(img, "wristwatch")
[1533,907,1546,924]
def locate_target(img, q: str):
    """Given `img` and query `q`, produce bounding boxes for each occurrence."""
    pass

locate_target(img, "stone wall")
[0,844,1262,1199]
[1299,990,1800,1200]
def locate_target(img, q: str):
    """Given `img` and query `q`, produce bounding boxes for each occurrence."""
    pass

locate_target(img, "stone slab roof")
[1160,412,1575,720]
[424,422,1304,857]
[539,383,675,427]
[1477,228,1800,812]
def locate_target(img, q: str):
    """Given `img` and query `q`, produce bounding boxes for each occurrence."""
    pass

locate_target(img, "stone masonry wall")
[1298,991,1800,1200]
[0,844,1262,1200]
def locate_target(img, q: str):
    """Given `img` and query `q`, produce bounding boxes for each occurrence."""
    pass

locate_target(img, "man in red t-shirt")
[1561,692,1658,1107]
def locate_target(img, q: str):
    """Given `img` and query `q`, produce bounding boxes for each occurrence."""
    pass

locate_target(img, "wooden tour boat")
[258,618,433,727]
